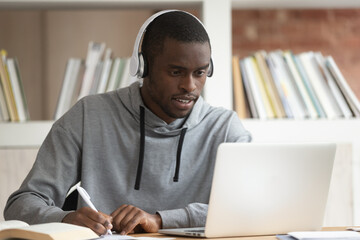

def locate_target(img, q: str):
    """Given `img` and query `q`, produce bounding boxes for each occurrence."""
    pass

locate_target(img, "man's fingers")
[111,205,162,234]
[62,207,113,236]
[119,211,145,235]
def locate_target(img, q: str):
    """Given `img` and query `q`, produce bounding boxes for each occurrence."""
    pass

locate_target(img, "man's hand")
[110,204,162,235]
[62,207,113,236]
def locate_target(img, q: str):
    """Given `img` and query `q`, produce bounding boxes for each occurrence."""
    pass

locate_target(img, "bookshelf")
[0,0,360,225]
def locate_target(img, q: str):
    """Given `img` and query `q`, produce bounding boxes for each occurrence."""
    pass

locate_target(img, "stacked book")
[233,50,360,119]
[0,49,30,122]
[54,42,138,120]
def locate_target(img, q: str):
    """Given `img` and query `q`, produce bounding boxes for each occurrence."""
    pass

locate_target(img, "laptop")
[158,142,336,238]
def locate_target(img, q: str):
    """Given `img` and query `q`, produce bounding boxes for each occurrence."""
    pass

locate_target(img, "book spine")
[326,56,360,117]
[0,50,18,121]
[244,56,268,119]
[232,56,248,118]
[254,50,286,118]
[6,58,27,122]
[283,50,318,119]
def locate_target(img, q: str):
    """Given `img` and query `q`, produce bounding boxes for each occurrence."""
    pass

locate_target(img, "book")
[0,220,98,240]
[283,50,318,119]
[232,56,248,118]
[271,50,308,119]
[298,52,342,119]
[97,48,113,94]
[293,55,327,118]
[0,80,10,121]
[240,59,258,118]
[106,57,125,92]
[314,52,353,119]
[243,56,268,119]
[267,52,298,118]
[0,50,19,121]
[54,58,83,120]
[254,50,286,118]
[251,56,275,118]
[326,56,360,118]
[89,61,104,95]
[78,41,106,100]
[7,58,30,122]
[118,58,137,89]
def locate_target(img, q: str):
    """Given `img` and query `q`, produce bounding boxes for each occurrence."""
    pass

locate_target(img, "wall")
[232,9,360,100]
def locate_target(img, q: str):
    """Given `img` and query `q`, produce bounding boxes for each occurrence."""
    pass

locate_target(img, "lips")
[172,96,197,110]
[175,98,191,104]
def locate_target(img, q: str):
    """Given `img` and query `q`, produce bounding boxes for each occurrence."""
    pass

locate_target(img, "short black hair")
[141,11,211,63]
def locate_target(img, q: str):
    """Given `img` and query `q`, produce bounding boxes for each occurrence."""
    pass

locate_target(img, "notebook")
[158,142,336,238]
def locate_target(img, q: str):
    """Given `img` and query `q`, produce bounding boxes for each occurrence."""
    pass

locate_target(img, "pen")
[76,185,113,235]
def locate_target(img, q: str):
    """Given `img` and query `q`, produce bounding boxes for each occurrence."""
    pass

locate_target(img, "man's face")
[141,37,211,124]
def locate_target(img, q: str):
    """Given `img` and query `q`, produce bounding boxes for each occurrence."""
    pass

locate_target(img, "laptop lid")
[204,142,336,237]
[159,142,336,238]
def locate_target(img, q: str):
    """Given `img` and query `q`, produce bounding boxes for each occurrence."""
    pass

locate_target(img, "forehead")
[155,37,211,67]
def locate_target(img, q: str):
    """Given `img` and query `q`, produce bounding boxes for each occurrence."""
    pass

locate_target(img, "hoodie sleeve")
[157,203,208,228]
[226,112,252,143]
[4,123,81,224]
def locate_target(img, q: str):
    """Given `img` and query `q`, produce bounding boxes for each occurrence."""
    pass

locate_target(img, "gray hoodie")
[4,82,251,229]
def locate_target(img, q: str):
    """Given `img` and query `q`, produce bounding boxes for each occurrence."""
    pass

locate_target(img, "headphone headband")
[130,10,213,78]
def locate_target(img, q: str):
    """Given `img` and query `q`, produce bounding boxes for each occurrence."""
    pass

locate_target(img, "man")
[4,10,251,236]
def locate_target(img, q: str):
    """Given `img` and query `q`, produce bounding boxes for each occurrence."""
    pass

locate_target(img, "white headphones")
[129,9,213,79]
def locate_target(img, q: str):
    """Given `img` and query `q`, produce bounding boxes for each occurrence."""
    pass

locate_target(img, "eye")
[195,70,206,77]
[170,70,182,76]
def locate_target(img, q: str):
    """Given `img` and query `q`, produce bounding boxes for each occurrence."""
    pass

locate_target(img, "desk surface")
[132,227,352,240]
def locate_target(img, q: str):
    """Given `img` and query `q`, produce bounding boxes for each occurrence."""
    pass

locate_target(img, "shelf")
[0,121,53,148]
[232,0,360,9]
[0,0,202,9]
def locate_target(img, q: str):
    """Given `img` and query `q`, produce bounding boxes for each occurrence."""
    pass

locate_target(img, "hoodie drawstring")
[134,106,145,190]
[173,128,187,182]
[134,106,188,190]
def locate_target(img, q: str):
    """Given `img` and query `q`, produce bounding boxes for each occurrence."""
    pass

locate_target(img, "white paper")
[100,234,174,240]
[289,231,360,239]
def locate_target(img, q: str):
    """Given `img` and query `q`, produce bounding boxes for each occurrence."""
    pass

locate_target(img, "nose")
[179,74,196,93]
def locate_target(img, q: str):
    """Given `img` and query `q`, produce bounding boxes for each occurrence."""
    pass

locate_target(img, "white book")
[283,51,318,119]
[55,58,82,120]
[6,58,27,122]
[97,48,113,94]
[106,58,125,92]
[89,61,103,95]
[293,55,326,118]
[266,54,293,118]
[240,59,259,118]
[326,56,360,118]
[0,83,9,121]
[269,51,306,119]
[298,52,341,119]
[78,41,105,99]
[244,57,267,119]
[118,58,137,89]
[0,220,98,240]
[315,52,352,119]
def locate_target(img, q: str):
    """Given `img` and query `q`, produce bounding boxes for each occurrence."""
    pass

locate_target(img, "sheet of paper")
[289,231,360,239]
[100,234,174,240]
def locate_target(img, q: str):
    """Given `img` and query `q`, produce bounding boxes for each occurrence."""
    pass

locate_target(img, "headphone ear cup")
[207,58,214,77]
[140,53,148,78]
[138,53,149,78]
[138,53,145,78]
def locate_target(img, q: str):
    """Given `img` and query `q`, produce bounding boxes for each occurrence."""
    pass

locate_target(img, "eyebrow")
[168,63,210,70]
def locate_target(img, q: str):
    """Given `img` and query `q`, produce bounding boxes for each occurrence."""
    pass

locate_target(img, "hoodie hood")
[117,81,211,137]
